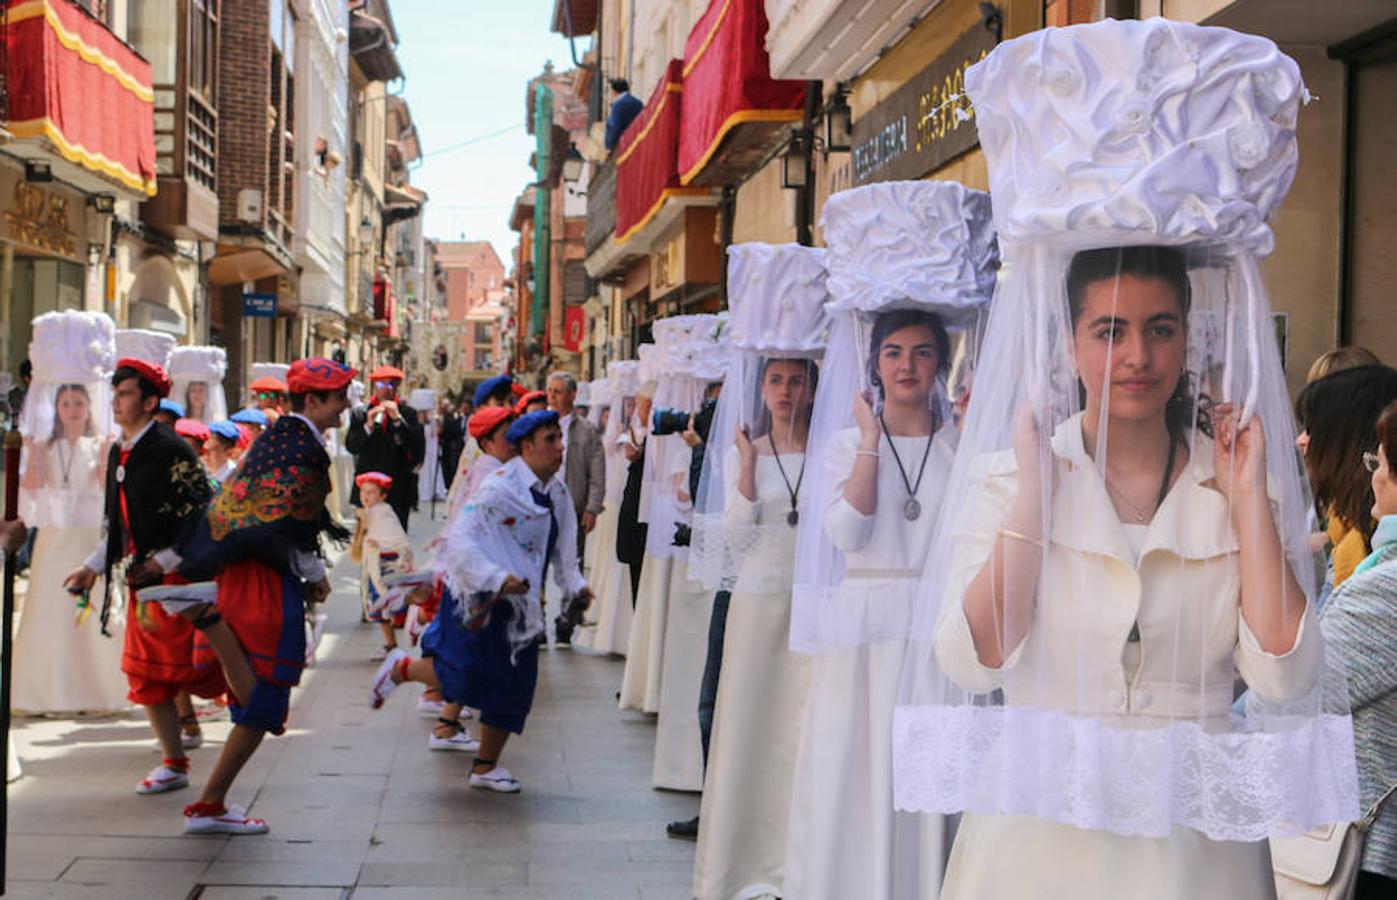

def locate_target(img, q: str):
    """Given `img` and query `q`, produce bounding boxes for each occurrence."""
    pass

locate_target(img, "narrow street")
[5,512,698,899]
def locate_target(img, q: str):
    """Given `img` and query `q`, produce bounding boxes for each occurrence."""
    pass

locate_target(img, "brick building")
[436,239,505,366]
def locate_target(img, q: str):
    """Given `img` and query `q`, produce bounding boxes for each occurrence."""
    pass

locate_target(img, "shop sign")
[849,23,997,186]
[0,166,86,262]
[242,292,278,318]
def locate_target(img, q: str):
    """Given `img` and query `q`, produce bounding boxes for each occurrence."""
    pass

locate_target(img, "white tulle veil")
[788,180,998,654]
[891,18,1359,842]
[692,244,830,592]
[169,346,228,423]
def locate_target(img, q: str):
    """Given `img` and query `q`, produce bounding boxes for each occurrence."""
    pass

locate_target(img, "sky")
[392,2,586,267]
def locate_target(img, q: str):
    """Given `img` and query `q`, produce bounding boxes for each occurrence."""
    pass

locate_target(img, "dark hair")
[19,359,32,380]
[1066,245,1205,443]
[289,389,335,412]
[1296,364,1397,541]
[866,309,951,400]
[49,383,95,442]
[1378,400,1397,491]
[112,365,162,401]
[610,78,629,93]
[209,433,237,452]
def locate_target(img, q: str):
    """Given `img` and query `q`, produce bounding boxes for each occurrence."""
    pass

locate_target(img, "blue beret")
[473,374,514,408]
[158,399,185,418]
[505,409,559,445]
[230,407,268,426]
[209,420,240,442]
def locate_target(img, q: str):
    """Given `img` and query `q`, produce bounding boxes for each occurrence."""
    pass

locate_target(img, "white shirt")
[83,418,169,573]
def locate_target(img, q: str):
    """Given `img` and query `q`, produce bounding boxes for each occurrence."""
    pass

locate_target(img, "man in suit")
[547,371,604,642]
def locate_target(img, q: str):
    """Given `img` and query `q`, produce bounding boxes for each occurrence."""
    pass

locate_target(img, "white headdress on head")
[586,377,610,429]
[115,329,175,369]
[603,361,641,505]
[20,311,117,527]
[892,18,1358,846]
[249,362,290,385]
[168,346,228,423]
[790,180,997,654]
[641,314,731,559]
[692,243,830,592]
[575,380,593,409]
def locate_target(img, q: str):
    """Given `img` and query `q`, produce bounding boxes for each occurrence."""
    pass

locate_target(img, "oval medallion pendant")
[786,509,799,527]
[903,497,921,521]
[116,464,126,483]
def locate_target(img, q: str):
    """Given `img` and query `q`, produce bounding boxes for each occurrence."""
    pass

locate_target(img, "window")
[190,1,219,102]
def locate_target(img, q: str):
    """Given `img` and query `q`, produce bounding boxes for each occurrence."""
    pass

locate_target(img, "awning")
[614,59,707,244]
[350,8,403,82]
[551,0,598,38]
[677,0,806,187]
[3,0,157,197]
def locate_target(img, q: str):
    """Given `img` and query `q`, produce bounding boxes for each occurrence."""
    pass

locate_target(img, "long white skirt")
[418,438,446,503]
[574,505,632,656]
[693,582,811,899]
[651,558,714,792]
[785,639,944,900]
[619,552,672,713]
[12,525,129,715]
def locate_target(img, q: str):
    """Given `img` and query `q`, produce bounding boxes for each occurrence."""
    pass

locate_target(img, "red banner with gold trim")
[4,0,158,196]
[614,60,705,245]
[677,0,805,186]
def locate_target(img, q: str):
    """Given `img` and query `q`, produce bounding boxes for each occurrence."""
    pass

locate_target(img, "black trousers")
[696,590,731,772]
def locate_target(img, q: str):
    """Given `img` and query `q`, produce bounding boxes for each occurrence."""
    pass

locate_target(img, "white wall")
[294,0,349,316]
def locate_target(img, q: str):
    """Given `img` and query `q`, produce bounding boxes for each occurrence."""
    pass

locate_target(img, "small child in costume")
[357,472,413,658]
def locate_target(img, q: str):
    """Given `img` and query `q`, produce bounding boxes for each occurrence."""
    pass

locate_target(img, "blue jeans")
[697,590,731,772]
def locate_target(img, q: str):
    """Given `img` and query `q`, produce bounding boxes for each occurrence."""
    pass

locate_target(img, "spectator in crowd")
[1319,398,1397,898]
[604,78,643,152]
[547,372,605,643]
[346,365,426,529]
[6,358,31,421]
[1307,345,1381,384]
[439,399,466,492]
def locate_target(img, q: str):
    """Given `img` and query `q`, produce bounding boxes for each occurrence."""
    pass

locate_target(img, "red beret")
[510,382,529,398]
[249,376,288,393]
[369,365,406,382]
[174,418,211,442]
[288,357,358,393]
[235,424,254,450]
[468,406,513,440]
[355,471,393,491]
[513,390,547,415]
[115,357,172,398]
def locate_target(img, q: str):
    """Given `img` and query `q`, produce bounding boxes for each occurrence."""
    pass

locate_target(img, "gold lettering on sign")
[3,182,78,258]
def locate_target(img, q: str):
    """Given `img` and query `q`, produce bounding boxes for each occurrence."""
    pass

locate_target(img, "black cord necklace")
[766,432,805,527]
[878,411,935,521]
[56,436,77,487]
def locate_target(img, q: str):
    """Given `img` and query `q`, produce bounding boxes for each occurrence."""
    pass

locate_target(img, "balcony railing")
[584,158,615,257]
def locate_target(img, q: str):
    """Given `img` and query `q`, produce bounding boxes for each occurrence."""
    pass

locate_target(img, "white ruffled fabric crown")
[407,388,435,411]
[589,378,611,407]
[575,381,593,406]
[250,362,290,383]
[637,344,662,388]
[966,17,1303,256]
[652,314,731,381]
[821,181,998,321]
[608,360,640,397]
[169,346,227,381]
[726,243,831,356]
[29,311,116,384]
[115,329,175,368]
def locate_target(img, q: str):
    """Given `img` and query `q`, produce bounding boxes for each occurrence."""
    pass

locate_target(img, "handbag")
[1271,783,1397,900]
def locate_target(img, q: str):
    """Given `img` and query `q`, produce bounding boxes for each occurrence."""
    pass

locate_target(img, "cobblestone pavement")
[4,510,698,899]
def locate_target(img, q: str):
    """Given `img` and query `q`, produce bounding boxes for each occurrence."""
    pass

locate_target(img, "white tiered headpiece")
[651,313,731,381]
[589,378,611,407]
[575,381,593,407]
[965,17,1302,256]
[115,329,175,368]
[169,346,227,381]
[726,244,830,356]
[250,362,290,383]
[821,180,997,321]
[30,311,116,384]
[608,360,641,396]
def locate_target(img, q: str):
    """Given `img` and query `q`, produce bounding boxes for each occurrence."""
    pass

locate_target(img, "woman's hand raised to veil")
[853,390,880,448]
[1212,403,1268,504]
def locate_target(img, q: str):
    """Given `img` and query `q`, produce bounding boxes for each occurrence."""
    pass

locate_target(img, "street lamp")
[781,130,810,190]
[824,86,852,153]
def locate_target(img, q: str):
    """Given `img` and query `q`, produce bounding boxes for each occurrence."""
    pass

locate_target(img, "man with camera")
[346,365,426,529]
[546,371,605,643]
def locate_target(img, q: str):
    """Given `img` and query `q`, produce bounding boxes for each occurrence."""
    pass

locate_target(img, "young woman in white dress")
[890,20,1359,900]
[693,357,815,898]
[13,314,128,714]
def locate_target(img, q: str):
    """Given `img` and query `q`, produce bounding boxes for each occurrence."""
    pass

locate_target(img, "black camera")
[553,592,590,643]
[651,406,692,436]
[671,522,692,547]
